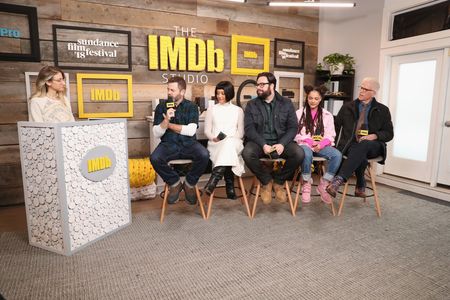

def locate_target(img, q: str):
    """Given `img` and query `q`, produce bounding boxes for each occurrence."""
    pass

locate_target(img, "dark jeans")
[338,140,383,186]
[150,142,209,186]
[242,141,304,185]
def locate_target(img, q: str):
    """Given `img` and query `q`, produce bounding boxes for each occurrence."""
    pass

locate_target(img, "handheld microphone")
[165,96,176,119]
[165,96,176,108]
[357,124,368,137]
[312,127,322,142]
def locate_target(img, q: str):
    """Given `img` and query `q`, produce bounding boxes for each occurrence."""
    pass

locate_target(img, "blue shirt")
[154,99,199,149]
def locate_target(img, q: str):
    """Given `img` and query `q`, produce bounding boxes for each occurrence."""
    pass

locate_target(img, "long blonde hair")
[30,66,67,103]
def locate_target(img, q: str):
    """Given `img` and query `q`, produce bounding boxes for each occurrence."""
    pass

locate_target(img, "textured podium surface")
[18,119,131,255]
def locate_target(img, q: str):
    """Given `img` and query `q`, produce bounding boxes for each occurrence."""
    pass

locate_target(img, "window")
[391,0,449,41]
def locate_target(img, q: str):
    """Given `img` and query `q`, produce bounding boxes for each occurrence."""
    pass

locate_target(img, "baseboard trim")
[376,174,450,202]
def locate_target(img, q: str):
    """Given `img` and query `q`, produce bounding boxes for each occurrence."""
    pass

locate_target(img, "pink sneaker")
[317,177,332,204]
[301,180,311,203]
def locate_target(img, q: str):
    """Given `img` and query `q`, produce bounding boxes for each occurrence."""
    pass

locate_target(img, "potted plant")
[323,53,355,75]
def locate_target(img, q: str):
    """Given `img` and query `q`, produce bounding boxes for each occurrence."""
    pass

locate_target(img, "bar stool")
[337,156,383,217]
[205,174,251,219]
[249,158,296,218]
[291,156,335,216]
[160,159,206,223]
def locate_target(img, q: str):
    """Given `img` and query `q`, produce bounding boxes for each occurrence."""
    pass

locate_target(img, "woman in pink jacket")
[295,85,342,204]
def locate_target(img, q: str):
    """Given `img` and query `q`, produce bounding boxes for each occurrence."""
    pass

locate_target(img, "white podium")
[18,119,131,256]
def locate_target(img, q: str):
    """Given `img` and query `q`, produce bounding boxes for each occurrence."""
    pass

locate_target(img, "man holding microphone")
[150,76,209,205]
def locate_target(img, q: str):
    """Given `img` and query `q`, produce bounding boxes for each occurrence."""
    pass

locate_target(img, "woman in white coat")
[203,81,244,199]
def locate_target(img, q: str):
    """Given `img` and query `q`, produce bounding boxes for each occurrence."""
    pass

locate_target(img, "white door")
[437,59,450,186]
[384,50,443,182]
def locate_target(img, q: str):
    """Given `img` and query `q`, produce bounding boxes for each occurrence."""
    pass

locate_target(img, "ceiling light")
[268,1,355,8]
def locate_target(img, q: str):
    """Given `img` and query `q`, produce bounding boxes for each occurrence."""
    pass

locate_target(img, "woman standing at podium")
[203,81,245,199]
[29,66,75,122]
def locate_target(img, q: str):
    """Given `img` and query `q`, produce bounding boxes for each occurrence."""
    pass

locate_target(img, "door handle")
[446,121,450,127]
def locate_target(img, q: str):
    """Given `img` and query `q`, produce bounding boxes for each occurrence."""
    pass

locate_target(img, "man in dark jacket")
[242,72,304,204]
[327,77,394,197]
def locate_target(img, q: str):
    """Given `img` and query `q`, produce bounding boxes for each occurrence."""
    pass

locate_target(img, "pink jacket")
[294,108,337,148]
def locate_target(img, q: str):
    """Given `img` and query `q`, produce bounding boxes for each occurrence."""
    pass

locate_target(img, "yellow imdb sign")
[77,73,133,118]
[231,35,270,76]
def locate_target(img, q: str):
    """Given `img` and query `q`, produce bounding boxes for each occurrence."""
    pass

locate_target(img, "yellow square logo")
[231,35,270,76]
[77,73,133,118]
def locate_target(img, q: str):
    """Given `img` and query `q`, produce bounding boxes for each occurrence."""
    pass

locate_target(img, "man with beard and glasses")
[242,72,304,204]
[150,76,209,205]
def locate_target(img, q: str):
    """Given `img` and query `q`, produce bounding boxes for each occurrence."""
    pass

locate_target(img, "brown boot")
[260,181,273,204]
[326,176,345,198]
[273,183,287,203]
[354,186,367,198]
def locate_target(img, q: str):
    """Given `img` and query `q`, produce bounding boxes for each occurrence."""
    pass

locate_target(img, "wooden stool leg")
[337,181,349,216]
[247,178,255,202]
[285,181,296,216]
[290,168,300,192]
[195,186,207,220]
[368,165,381,217]
[238,177,252,218]
[206,191,214,219]
[330,197,336,216]
[251,179,261,218]
[293,178,302,212]
[160,184,169,223]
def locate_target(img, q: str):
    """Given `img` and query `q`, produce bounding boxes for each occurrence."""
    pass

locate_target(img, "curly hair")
[298,85,328,136]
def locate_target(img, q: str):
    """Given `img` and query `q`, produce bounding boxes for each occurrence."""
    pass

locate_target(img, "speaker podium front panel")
[18,119,131,255]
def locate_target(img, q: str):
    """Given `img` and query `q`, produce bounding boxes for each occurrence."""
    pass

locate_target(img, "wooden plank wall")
[0,0,319,205]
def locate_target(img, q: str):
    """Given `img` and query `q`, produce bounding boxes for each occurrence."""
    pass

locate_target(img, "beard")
[168,94,183,102]
[257,89,272,100]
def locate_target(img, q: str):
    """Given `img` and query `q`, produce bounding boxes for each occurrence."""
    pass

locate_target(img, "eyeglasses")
[358,86,374,92]
[256,82,270,88]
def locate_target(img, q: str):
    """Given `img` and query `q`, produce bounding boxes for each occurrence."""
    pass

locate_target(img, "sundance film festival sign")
[53,25,132,71]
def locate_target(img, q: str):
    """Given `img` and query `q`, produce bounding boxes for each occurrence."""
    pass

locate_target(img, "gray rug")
[1,185,450,300]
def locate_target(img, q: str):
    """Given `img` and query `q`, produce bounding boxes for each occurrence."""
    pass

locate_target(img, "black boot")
[204,166,226,195]
[224,167,237,200]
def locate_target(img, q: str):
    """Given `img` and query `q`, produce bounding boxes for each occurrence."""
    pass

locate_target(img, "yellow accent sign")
[77,73,133,118]
[231,35,270,76]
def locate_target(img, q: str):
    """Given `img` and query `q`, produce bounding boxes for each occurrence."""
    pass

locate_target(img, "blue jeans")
[300,145,342,181]
[150,142,209,186]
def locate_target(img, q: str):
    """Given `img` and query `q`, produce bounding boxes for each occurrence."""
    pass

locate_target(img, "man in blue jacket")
[242,72,304,204]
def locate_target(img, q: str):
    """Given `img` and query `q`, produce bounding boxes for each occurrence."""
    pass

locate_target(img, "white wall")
[318,0,384,97]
